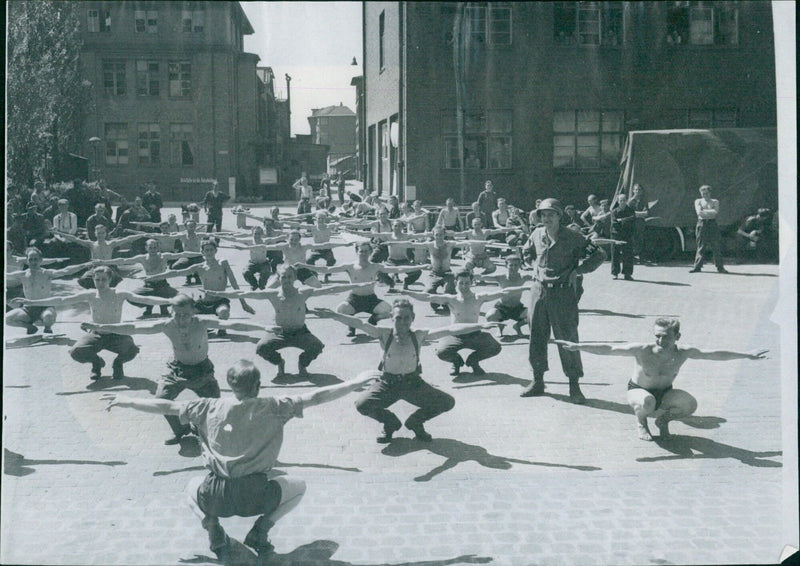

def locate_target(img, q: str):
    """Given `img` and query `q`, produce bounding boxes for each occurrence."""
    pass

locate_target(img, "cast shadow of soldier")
[4,449,126,477]
[181,539,493,566]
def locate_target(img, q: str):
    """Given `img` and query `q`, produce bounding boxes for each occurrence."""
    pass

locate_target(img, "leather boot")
[520,373,545,397]
[568,376,586,404]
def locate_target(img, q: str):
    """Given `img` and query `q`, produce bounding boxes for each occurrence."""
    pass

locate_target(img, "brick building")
[361,1,777,209]
[80,1,266,201]
[308,103,357,166]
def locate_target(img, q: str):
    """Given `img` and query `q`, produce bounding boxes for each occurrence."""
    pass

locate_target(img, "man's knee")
[69,345,95,363]
[216,306,230,320]
[255,341,280,364]
[485,310,502,322]
[273,476,306,506]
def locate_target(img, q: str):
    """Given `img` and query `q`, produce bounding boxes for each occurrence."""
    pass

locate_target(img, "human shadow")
[269,373,343,387]
[499,333,528,343]
[718,271,778,278]
[56,376,158,396]
[4,385,31,389]
[626,279,691,287]
[275,460,361,473]
[381,437,601,482]
[153,464,206,477]
[677,415,727,429]
[636,434,782,467]
[547,392,633,416]
[208,332,261,345]
[340,334,379,345]
[4,334,76,349]
[579,308,645,319]
[180,538,493,566]
[452,372,530,389]
[4,449,126,477]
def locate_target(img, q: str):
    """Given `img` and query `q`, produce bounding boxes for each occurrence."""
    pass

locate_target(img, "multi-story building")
[307,104,357,164]
[361,1,776,209]
[80,1,265,201]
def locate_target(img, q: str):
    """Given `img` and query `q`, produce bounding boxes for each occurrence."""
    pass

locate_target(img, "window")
[168,62,191,97]
[379,11,386,70]
[465,3,512,46]
[138,123,160,165]
[88,9,111,32]
[102,60,126,95]
[666,4,738,45]
[181,8,205,33]
[135,10,158,33]
[443,109,512,169]
[553,110,624,169]
[554,2,621,46]
[169,124,194,166]
[104,123,129,165]
[136,60,160,96]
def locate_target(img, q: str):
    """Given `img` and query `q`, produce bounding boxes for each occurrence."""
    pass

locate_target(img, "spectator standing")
[477,180,498,220]
[203,181,230,233]
[610,194,636,280]
[628,184,650,257]
[689,185,727,273]
[143,183,164,223]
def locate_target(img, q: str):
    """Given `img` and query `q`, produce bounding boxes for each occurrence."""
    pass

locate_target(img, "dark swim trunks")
[627,380,673,410]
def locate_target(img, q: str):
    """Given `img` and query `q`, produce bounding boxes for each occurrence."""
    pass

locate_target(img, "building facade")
[80,1,265,201]
[362,1,777,209]
[307,104,358,165]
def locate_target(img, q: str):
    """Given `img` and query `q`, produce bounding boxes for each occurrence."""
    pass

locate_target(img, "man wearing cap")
[689,185,727,273]
[520,198,606,403]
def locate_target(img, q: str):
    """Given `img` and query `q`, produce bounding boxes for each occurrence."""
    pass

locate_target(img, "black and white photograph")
[3,2,797,565]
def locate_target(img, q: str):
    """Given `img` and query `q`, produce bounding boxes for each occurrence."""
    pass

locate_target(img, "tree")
[6,1,92,187]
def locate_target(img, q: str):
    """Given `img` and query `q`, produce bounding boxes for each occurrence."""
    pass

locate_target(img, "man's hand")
[568,269,579,293]
[311,307,335,318]
[101,393,129,411]
[81,322,101,333]
[555,339,578,350]
[9,298,27,308]
[748,349,769,360]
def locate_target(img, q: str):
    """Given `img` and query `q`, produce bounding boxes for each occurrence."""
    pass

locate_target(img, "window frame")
[135,60,160,97]
[168,61,192,98]
[104,123,129,166]
[379,11,386,72]
[102,59,126,96]
[666,4,739,46]
[553,109,624,170]
[553,1,622,47]
[137,123,161,166]
[169,123,194,166]
[442,109,513,170]
[181,7,205,33]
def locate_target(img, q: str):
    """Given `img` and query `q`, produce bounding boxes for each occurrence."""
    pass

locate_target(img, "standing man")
[203,181,229,233]
[336,172,346,205]
[100,360,375,559]
[610,193,636,281]
[690,185,728,273]
[628,184,650,258]
[477,179,498,221]
[85,203,116,241]
[142,182,164,223]
[520,198,606,403]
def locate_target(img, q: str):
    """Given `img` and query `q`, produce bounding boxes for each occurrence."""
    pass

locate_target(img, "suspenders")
[378,329,421,374]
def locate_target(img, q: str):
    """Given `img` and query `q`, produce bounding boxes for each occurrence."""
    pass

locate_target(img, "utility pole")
[285,74,292,138]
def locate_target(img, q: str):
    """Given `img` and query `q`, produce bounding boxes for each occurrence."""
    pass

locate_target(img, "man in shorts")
[101,360,376,559]
[479,255,533,338]
[556,318,767,440]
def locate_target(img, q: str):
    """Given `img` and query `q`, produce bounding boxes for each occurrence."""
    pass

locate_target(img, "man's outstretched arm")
[555,340,644,356]
[299,372,377,409]
[683,347,768,361]
[102,393,181,415]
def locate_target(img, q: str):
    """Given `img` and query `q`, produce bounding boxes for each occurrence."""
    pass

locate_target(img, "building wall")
[309,113,357,156]
[79,1,263,201]
[367,1,776,210]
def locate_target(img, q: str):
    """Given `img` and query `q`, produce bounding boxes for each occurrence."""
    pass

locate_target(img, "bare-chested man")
[218,226,287,290]
[209,265,371,380]
[98,239,202,317]
[282,212,343,283]
[478,255,533,338]
[144,238,255,330]
[373,220,424,292]
[83,293,263,445]
[12,266,171,380]
[313,300,495,442]
[556,318,768,441]
[6,247,93,334]
[56,224,147,288]
[452,217,514,275]
[262,230,349,289]
[148,219,207,285]
[403,269,527,376]
[298,241,421,337]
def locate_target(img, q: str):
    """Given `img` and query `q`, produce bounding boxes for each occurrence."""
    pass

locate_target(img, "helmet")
[536,198,564,217]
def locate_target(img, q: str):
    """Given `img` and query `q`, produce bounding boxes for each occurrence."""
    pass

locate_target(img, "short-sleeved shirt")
[527,225,604,284]
[179,396,304,479]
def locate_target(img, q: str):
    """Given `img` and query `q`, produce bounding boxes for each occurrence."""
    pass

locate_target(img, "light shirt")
[53,211,78,235]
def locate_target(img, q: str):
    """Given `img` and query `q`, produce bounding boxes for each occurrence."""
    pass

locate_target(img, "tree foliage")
[7,1,93,187]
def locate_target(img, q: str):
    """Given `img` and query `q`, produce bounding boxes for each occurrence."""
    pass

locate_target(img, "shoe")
[717,267,728,273]
[376,421,401,444]
[143,307,153,317]
[449,358,463,376]
[689,267,701,273]
[347,327,357,337]
[512,320,525,336]
[204,519,230,560]
[164,434,184,446]
[159,307,170,317]
[216,329,227,337]
[244,516,275,557]
[386,287,398,294]
[469,362,486,376]
[26,325,39,335]
[90,359,106,381]
[273,359,286,380]
[569,379,586,404]
[623,275,634,281]
[298,364,310,378]
[323,274,330,284]
[402,281,410,290]
[43,327,53,334]
[520,378,545,397]
[407,423,432,442]
[112,360,124,380]
[612,274,618,279]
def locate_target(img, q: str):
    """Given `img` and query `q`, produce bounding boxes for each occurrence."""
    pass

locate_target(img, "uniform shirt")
[179,395,304,479]
[53,211,78,235]
[203,191,230,217]
[611,204,636,239]
[526,225,605,284]
[477,189,498,218]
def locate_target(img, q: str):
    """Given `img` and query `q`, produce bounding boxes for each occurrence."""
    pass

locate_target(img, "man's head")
[253,226,265,238]
[134,196,144,208]
[378,207,389,221]
[497,197,507,209]
[471,201,480,212]
[392,220,404,234]
[226,360,261,400]
[455,269,473,293]
[186,219,197,233]
[95,224,108,240]
[357,241,373,258]
[170,294,196,327]
[58,199,70,212]
[445,198,455,208]
[92,265,113,289]
[276,264,297,288]
[587,194,598,206]
[506,254,522,273]
[617,194,628,207]
[288,230,302,246]
[699,185,712,199]
[211,180,219,192]
[413,200,422,211]
[391,298,415,333]
[536,198,563,231]
[201,238,218,258]
[484,180,494,191]
[654,318,681,348]
[599,199,610,211]
[471,217,483,230]
[757,208,772,220]
[25,247,43,268]
[145,239,161,254]
[94,203,105,214]
[432,225,446,243]
[632,184,643,198]
[315,212,327,226]
[168,213,177,224]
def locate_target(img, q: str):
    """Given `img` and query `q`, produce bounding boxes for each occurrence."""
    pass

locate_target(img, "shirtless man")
[148,219,206,285]
[209,265,371,379]
[55,224,148,288]
[556,318,768,441]
[314,299,494,442]
[218,226,287,290]
[12,266,171,379]
[403,269,527,376]
[453,217,514,275]
[375,220,424,292]
[262,230,349,289]
[478,255,532,337]
[289,212,341,283]
[98,239,202,317]
[436,198,462,232]
[144,239,255,328]
[6,247,93,334]
[299,241,422,337]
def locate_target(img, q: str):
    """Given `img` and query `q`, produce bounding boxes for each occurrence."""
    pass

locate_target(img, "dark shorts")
[194,297,231,315]
[628,380,673,410]
[494,302,526,322]
[196,472,282,518]
[22,305,48,322]
[296,267,317,283]
[346,292,382,314]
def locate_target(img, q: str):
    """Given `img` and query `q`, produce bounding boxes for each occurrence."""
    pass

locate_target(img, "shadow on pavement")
[153,465,206,477]
[636,434,782,467]
[269,373,343,387]
[339,334,379,345]
[208,332,261,345]
[625,279,691,287]
[4,449,126,477]
[275,460,361,473]
[178,436,203,458]
[579,308,645,319]
[548,393,633,415]
[678,415,727,429]
[181,538,493,565]
[452,372,529,389]
[56,376,158,396]
[381,437,601,481]
[715,271,778,278]
[5,334,77,349]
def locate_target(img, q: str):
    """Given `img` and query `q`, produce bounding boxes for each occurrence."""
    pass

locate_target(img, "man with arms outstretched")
[556,318,768,440]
